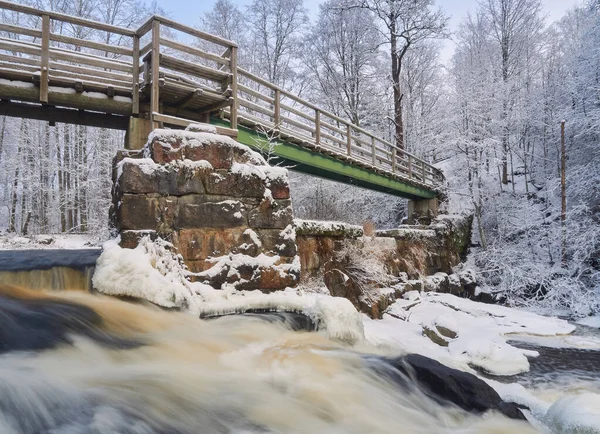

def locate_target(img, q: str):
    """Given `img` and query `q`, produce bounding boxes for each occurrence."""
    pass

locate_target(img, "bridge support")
[408,198,438,225]
[125,116,152,150]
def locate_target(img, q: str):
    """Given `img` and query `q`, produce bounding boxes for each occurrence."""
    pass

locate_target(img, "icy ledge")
[92,237,364,344]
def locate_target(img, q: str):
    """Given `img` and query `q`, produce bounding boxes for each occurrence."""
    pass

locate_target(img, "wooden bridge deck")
[0,0,444,199]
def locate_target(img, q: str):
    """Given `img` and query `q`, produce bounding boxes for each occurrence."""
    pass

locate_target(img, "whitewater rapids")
[0,286,536,434]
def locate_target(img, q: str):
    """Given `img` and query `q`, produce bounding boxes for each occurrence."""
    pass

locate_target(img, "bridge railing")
[0,1,135,110]
[234,67,443,186]
[0,0,443,189]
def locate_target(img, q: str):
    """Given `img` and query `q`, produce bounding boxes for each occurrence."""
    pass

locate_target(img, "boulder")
[373,354,527,420]
[248,199,293,229]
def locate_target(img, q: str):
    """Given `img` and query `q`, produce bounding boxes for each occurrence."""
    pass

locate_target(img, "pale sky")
[157,0,582,63]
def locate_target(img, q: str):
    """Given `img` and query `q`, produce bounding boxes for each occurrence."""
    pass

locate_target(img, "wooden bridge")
[0,0,443,202]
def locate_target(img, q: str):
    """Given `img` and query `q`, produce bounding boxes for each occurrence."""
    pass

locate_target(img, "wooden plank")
[229,45,237,129]
[155,15,236,49]
[371,136,376,166]
[49,48,132,73]
[48,70,131,91]
[315,109,321,146]
[238,96,273,117]
[0,23,41,38]
[160,53,230,83]
[50,33,132,56]
[237,83,274,104]
[150,20,160,128]
[132,34,140,115]
[40,14,49,103]
[0,0,135,36]
[176,88,202,110]
[346,124,351,155]
[0,53,38,67]
[160,37,229,66]
[196,96,233,114]
[0,37,41,56]
[273,89,280,127]
[0,100,129,129]
[152,112,238,138]
[279,101,313,122]
[49,61,132,82]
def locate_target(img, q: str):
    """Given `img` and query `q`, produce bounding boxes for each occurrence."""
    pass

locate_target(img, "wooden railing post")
[422,160,426,183]
[150,19,160,129]
[408,155,412,179]
[273,89,280,128]
[392,148,396,173]
[229,45,238,130]
[132,34,140,115]
[371,136,376,165]
[40,14,50,103]
[315,109,321,146]
[346,124,351,155]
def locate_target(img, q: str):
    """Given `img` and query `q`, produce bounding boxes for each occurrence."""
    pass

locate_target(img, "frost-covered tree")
[304,1,382,126]
[246,0,308,88]
[344,0,448,149]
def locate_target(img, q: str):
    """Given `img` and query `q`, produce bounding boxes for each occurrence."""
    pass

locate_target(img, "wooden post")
[346,124,351,155]
[150,19,160,129]
[132,34,140,115]
[408,155,412,179]
[229,45,238,130]
[422,160,427,183]
[40,14,50,103]
[371,136,376,165]
[273,89,280,128]
[315,109,321,146]
[392,148,396,173]
[561,120,567,265]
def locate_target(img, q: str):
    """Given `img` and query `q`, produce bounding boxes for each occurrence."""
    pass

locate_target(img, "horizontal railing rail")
[0,0,443,190]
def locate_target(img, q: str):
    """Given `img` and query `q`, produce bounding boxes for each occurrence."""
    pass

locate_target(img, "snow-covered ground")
[0,233,100,250]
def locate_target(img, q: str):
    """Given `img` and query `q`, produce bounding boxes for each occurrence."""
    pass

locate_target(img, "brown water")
[0,286,536,434]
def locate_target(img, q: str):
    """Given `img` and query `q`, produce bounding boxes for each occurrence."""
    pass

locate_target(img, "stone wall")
[295,215,472,283]
[111,124,299,291]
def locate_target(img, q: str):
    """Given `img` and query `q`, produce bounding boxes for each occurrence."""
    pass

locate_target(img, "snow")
[294,219,363,237]
[92,237,361,343]
[0,78,35,88]
[92,237,202,311]
[578,316,600,329]
[363,292,574,376]
[243,228,262,249]
[147,129,267,166]
[115,157,213,181]
[0,233,99,250]
[545,393,600,434]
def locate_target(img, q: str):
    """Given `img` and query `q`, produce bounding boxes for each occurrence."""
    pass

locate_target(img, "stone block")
[267,177,290,199]
[258,228,298,257]
[204,170,265,197]
[175,195,246,229]
[116,194,178,231]
[174,228,245,261]
[120,230,157,249]
[149,134,234,169]
[248,199,293,229]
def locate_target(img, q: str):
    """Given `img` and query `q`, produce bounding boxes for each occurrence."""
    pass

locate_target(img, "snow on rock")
[545,393,600,434]
[294,219,363,237]
[364,292,574,376]
[93,237,203,311]
[0,233,99,250]
[93,236,362,342]
[196,288,365,343]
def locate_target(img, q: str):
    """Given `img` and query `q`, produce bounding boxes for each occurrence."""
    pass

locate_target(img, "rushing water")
[0,285,537,434]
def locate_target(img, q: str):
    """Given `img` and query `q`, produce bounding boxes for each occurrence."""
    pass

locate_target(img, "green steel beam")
[211,118,438,200]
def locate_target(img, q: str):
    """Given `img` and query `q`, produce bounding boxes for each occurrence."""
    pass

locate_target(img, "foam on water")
[0,286,535,434]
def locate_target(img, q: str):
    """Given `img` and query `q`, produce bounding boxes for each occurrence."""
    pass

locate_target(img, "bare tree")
[246,0,308,87]
[305,0,382,126]
[346,0,448,149]
[200,0,245,42]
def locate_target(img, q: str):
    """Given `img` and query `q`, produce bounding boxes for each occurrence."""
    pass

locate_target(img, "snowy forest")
[0,0,598,315]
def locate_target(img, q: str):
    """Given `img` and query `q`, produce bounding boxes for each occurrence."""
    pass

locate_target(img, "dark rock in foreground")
[368,353,527,420]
